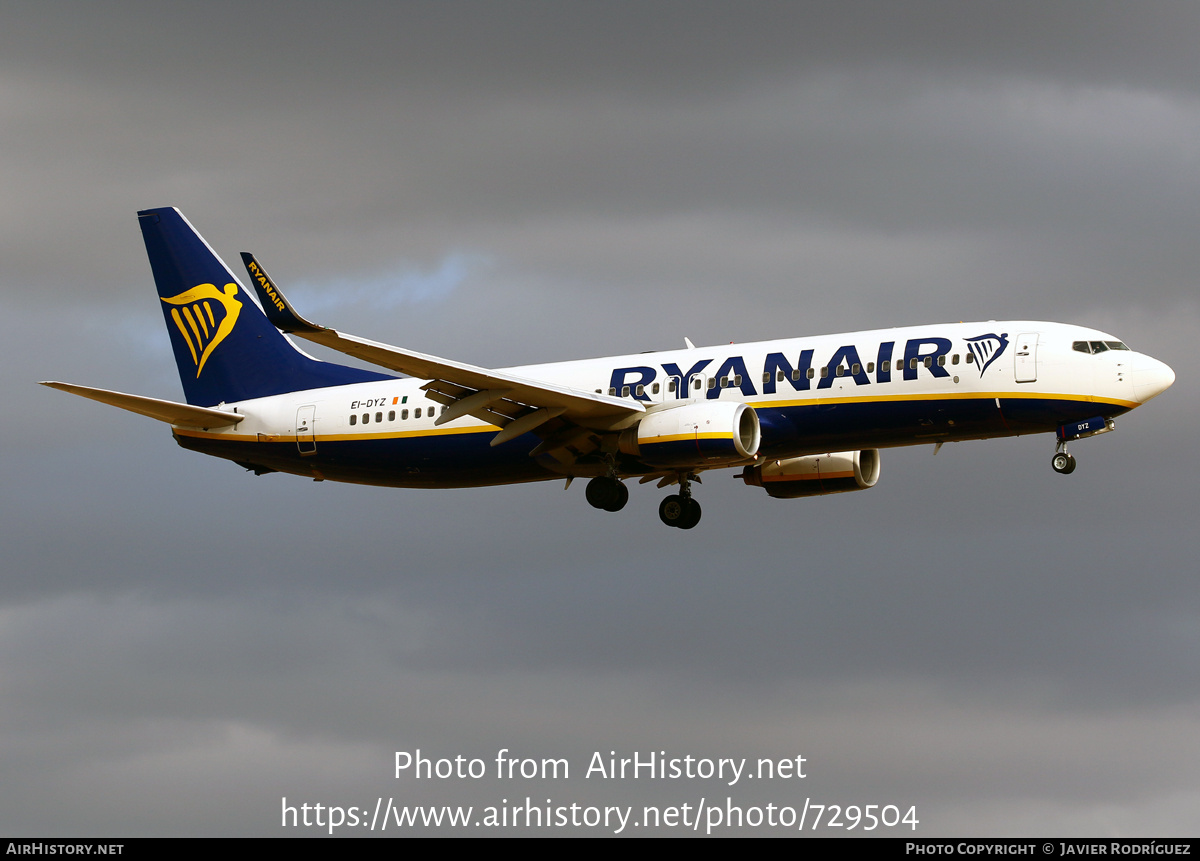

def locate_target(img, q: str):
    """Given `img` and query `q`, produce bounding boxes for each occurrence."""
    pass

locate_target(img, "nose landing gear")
[1051,448,1077,474]
[1051,416,1116,474]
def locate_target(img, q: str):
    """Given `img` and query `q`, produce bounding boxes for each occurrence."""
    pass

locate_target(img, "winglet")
[240,252,325,334]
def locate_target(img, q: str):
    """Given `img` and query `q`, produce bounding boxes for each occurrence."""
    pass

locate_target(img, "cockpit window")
[1074,339,1131,354]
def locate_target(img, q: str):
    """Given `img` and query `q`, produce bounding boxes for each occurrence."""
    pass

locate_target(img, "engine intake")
[741,450,880,499]
[621,401,760,468]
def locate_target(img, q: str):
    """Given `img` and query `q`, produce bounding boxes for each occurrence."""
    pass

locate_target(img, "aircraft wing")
[40,382,244,429]
[241,254,643,443]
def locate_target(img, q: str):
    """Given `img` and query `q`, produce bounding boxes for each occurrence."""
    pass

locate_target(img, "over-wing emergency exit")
[42,208,1175,528]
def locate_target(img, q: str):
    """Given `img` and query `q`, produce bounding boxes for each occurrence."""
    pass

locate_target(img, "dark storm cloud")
[5,2,1200,301]
[10,2,1200,96]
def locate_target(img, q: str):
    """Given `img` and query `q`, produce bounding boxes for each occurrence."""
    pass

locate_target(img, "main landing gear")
[658,473,702,530]
[659,494,701,529]
[585,470,703,528]
[585,475,629,512]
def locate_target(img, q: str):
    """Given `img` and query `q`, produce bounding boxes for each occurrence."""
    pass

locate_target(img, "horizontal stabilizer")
[40,382,244,429]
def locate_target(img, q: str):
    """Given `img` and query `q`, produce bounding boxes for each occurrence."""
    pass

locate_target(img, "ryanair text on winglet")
[246,259,286,312]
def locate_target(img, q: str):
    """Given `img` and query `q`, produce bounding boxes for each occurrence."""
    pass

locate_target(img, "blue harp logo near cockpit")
[964,332,1009,376]
[161,283,243,377]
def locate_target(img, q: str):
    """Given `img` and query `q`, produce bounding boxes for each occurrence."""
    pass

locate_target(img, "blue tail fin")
[138,207,393,405]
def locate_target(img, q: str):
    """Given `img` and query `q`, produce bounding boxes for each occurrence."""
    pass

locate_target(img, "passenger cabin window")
[349,414,357,426]
[375,412,383,423]
[820,367,829,378]
[806,368,815,379]
[952,354,959,365]
[651,382,660,394]
[388,411,395,421]
[882,360,891,372]
[867,362,875,373]
[402,409,409,419]
[966,353,975,363]
[851,363,861,375]
[415,407,422,418]
[362,413,369,424]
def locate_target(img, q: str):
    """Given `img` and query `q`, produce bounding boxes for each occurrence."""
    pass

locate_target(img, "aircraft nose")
[1132,354,1175,404]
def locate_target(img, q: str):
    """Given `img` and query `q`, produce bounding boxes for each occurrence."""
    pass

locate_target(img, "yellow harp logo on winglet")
[161,283,243,377]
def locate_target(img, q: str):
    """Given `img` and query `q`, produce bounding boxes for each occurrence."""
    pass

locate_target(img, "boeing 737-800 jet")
[43,208,1175,528]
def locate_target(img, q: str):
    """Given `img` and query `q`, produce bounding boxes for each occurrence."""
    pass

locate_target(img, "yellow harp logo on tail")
[161,283,243,377]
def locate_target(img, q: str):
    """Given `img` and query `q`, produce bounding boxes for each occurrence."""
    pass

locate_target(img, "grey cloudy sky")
[2,1,1197,836]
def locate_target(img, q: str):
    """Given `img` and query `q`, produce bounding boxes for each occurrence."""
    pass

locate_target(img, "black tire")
[659,495,701,528]
[585,476,620,510]
[1062,453,1077,475]
[659,494,685,527]
[606,480,630,512]
[677,498,702,529]
[1052,452,1072,474]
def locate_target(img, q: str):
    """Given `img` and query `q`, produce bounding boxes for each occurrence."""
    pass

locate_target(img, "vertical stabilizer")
[138,207,392,405]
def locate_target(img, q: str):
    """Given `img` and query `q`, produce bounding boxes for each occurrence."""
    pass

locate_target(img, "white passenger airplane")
[43,208,1175,528]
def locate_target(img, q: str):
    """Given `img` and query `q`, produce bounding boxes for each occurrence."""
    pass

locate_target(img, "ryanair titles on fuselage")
[607,332,1008,402]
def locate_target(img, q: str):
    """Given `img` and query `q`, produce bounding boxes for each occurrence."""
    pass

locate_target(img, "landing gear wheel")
[659,494,685,527]
[678,497,702,529]
[609,480,629,511]
[585,476,628,511]
[1051,452,1077,474]
[659,495,702,529]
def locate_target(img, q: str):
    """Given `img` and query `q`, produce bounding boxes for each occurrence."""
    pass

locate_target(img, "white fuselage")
[170,320,1173,488]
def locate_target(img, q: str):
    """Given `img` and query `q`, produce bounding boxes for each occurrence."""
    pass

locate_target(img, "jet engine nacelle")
[620,401,760,468]
[740,449,881,499]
